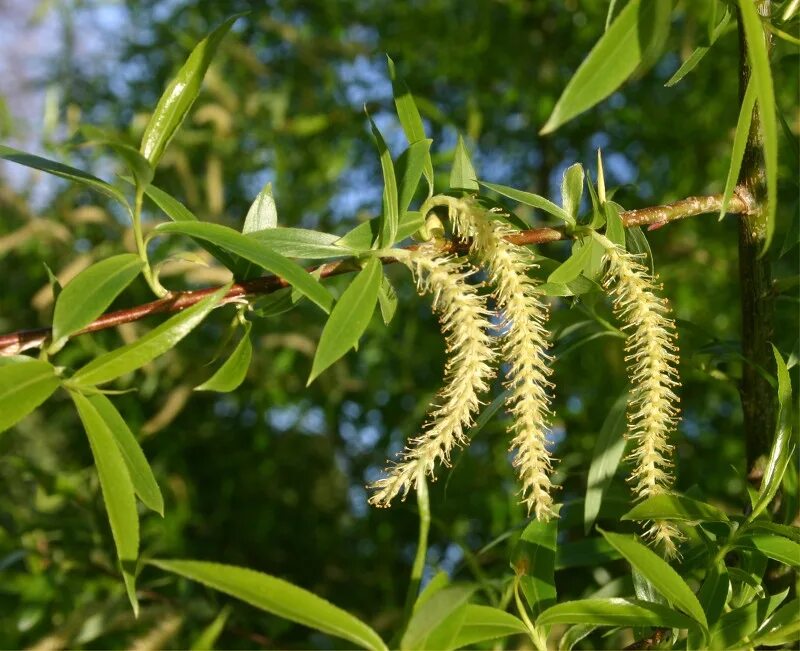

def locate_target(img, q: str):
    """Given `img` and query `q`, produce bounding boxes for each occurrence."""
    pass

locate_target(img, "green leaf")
[604,202,625,248]
[665,8,731,87]
[143,183,241,272]
[401,585,475,651]
[625,226,654,274]
[719,78,757,220]
[396,139,433,214]
[80,130,155,188]
[749,598,800,647]
[190,606,231,651]
[243,181,277,233]
[0,144,129,209]
[86,393,164,516]
[548,239,594,285]
[140,15,242,167]
[196,322,252,392]
[622,493,730,523]
[249,227,354,259]
[557,624,597,651]
[0,359,60,435]
[478,181,571,223]
[308,258,381,383]
[151,559,387,651]
[336,211,424,251]
[747,521,800,543]
[512,514,558,619]
[561,163,584,223]
[51,254,144,348]
[451,605,527,649]
[72,285,228,386]
[449,135,478,191]
[735,535,800,567]
[541,0,668,134]
[377,274,398,325]
[697,560,729,627]
[738,0,778,252]
[367,114,399,247]
[599,529,708,631]
[710,590,789,650]
[154,222,332,312]
[584,391,628,533]
[536,598,698,630]
[71,391,139,615]
[387,56,433,196]
[556,537,622,569]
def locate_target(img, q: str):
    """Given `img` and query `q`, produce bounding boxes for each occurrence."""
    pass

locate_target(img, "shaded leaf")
[697,560,729,627]
[561,163,584,223]
[479,181,571,223]
[401,585,475,651]
[377,274,398,325]
[537,598,698,630]
[666,8,731,87]
[451,605,527,649]
[512,514,558,618]
[196,322,252,392]
[190,606,231,651]
[396,139,433,214]
[622,493,730,523]
[710,590,788,650]
[719,78,757,220]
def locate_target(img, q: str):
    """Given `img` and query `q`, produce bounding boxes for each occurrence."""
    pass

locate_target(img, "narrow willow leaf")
[87,393,164,516]
[367,114,399,247]
[396,139,433,214]
[710,590,789,650]
[584,391,628,533]
[738,0,778,252]
[337,212,425,252]
[249,227,354,259]
[196,322,252,392]
[536,598,698,630]
[512,514,558,618]
[0,144,129,208]
[625,226,654,274]
[377,274,398,325]
[71,391,139,615]
[622,493,730,523]
[665,8,731,87]
[52,254,143,347]
[155,222,332,312]
[451,605,527,649]
[547,240,594,284]
[735,535,800,567]
[561,163,584,222]
[387,55,433,195]
[143,183,241,272]
[151,559,387,651]
[479,181,571,223]
[697,560,729,627]
[72,285,228,386]
[748,521,800,544]
[140,15,242,167]
[308,258,381,384]
[80,128,155,189]
[558,623,597,651]
[449,135,478,191]
[243,181,277,233]
[541,0,666,134]
[599,530,708,631]
[190,606,231,651]
[749,598,800,647]
[604,202,625,248]
[401,585,475,651]
[0,359,60,434]
[719,78,757,220]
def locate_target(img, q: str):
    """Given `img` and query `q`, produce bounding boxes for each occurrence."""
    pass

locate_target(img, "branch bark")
[737,1,775,478]
[0,191,749,356]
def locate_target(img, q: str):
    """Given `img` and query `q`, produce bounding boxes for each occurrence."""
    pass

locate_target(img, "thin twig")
[0,191,749,356]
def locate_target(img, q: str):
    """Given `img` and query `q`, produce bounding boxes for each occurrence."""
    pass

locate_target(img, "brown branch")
[0,191,749,356]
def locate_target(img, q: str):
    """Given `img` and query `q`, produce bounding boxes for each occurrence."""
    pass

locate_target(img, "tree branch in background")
[0,191,749,356]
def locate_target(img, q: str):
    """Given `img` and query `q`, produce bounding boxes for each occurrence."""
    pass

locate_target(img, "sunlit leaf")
[249,227,355,259]
[665,7,731,87]
[367,114,399,247]
[561,163,584,223]
[397,139,433,214]
[719,78,756,220]
[72,285,228,386]
[548,239,593,284]
[243,181,278,233]
[537,598,698,630]
[450,135,478,191]
[196,322,252,392]
[377,274,398,325]
[512,514,558,618]
[451,605,527,649]
[734,535,800,567]
[151,559,387,651]
[401,585,475,651]
[622,493,730,523]
[336,211,424,251]
[479,181,571,223]
[0,359,60,435]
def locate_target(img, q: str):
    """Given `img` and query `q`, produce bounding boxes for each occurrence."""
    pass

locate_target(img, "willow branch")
[0,191,750,356]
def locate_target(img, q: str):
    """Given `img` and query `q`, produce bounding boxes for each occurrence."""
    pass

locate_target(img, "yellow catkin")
[430,196,558,520]
[601,238,682,556]
[368,243,496,507]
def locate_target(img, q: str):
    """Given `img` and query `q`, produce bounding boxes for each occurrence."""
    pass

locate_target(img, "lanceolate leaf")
[401,585,476,651]
[512,514,558,618]
[599,530,708,631]
[367,114,399,248]
[308,258,381,384]
[0,359,60,435]
[154,222,332,312]
[140,15,242,167]
[243,181,278,233]
[450,605,527,649]
[0,144,129,209]
[561,163,584,224]
[541,0,666,134]
[336,211,424,251]
[196,322,253,392]
[734,535,800,567]
[87,392,164,516]
[249,227,355,259]
[479,181,571,223]
[396,139,433,214]
[738,0,778,253]
[621,493,730,523]
[71,391,139,615]
[536,598,698,630]
[548,239,594,285]
[696,560,729,627]
[72,285,229,387]
[450,135,479,191]
[150,559,387,651]
[377,274,398,325]
[719,78,757,220]
[52,254,144,348]
[665,7,731,87]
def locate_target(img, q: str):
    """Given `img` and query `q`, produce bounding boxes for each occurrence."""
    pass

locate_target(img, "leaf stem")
[401,474,430,629]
